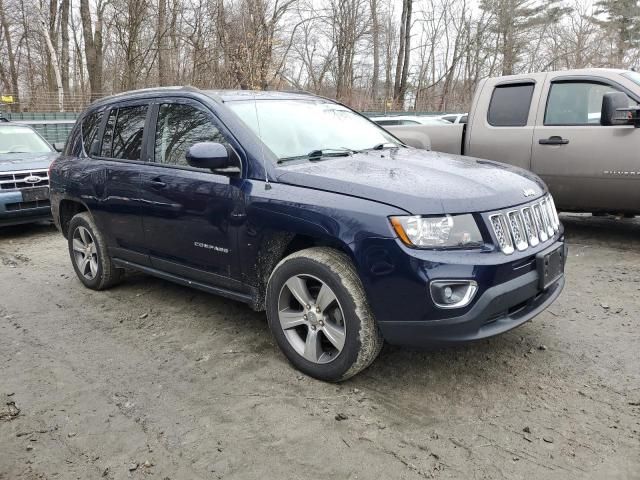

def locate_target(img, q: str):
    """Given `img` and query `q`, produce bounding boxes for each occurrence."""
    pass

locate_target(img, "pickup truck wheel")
[266,247,382,382]
[67,212,122,290]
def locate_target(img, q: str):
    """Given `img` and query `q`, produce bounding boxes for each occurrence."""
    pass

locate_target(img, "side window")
[111,105,148,160]
[487,83,535,127]
[544,81,637,125]
[154,103,228,167]
[81,111,103,155]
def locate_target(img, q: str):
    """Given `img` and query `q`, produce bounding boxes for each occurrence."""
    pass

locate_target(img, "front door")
[138,99,246,290]
[531,77,640,212]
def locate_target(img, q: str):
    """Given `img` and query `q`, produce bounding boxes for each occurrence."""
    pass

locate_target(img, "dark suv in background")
[49,88,566,381]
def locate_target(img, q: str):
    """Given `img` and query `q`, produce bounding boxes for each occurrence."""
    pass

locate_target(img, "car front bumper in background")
[0,190,52,226]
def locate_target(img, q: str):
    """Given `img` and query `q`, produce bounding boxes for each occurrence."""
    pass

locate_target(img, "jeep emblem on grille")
[523,188,536,197]
[24,175,43,184]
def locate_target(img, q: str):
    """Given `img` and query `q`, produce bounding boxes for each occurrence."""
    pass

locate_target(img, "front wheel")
[266,247,382,382]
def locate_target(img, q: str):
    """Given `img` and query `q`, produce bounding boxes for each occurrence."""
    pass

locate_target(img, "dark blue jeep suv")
[49,88,566,381]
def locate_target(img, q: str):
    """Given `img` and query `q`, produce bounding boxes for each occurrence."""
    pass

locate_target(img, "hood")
[0,152,58,172]
[275,148,548,214]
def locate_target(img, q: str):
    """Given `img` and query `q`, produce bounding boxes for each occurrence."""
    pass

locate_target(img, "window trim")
[487,82,536,127]
[543,76,640,127]
[147,96,244,176]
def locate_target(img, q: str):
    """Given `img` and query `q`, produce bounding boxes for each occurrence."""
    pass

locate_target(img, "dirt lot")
[1,214,639,480]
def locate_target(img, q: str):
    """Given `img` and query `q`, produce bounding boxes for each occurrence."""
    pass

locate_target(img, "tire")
[266,247,383,382]
[67,212,123,290]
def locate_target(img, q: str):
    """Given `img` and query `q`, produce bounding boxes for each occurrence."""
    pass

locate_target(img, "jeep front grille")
[0,169,49,190]
[490,195,560,255]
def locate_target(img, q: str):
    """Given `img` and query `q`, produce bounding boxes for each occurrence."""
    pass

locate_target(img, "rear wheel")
[266,247,382,382]
[67,212,122,290]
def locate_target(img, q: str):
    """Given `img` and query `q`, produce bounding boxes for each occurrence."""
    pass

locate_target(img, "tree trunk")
[80,0,103,99]
[60,0,70,96]
[0,0,20,110]
[370,0,380,100]
[393,0,412,108]
[41,14,64,111]
[158,0,169,85]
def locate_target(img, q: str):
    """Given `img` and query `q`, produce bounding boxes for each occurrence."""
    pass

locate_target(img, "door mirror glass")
[186,142,231,170]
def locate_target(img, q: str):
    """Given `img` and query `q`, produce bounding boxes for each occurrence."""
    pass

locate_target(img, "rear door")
[83,101,151,265]
[138,98,247,291]
[465,73,547,170]
[531,74,640,212]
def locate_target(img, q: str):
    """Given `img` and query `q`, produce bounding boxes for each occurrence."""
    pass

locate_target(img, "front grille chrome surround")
[0,169,50,190]
[489,195,560,255]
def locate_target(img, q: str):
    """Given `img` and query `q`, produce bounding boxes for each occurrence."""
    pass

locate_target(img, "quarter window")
[154,103,227,167]
[81,111,103,155]
[487,83,534,127]
[100,105,148,160]
[544,81,636,125]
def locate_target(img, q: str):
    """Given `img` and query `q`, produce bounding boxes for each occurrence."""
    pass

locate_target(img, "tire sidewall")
[67,214,106,290]
[266,254,364,382]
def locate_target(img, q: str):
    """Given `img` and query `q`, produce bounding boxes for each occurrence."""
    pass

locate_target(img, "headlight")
[390,214,483,248]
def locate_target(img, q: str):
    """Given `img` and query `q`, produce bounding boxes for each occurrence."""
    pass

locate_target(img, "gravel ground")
[1,214,639,480]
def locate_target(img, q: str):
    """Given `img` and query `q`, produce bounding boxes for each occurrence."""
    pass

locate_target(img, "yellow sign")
[1,95,14,103]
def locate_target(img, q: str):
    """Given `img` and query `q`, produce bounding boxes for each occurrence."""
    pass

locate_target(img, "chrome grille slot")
[0,169,50,190]
[521,207,539,247]
[532,204,548,242]
[507,210,528,251]
[489,214,514,254]
[539,199,554,237]
[489,195,560,255]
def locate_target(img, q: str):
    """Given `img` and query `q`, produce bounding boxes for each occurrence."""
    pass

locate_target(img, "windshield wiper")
[278,147,356,164]
[368,142,398,151]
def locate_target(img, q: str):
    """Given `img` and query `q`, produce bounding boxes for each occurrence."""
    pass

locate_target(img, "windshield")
[226,99,400,161]
[0,125,53,154]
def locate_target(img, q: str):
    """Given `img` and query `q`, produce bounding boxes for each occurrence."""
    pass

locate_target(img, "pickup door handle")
[539,136,569,145]
[149,177,167,189]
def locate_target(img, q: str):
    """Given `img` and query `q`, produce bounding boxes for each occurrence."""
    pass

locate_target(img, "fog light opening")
[430,280,478,309]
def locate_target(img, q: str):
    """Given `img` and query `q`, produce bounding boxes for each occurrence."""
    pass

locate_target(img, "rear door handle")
[539,136,569,145]
[149,177,167,189]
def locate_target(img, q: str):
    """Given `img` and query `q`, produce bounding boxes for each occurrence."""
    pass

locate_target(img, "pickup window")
[545,81,635,126]
[487,83,534,127]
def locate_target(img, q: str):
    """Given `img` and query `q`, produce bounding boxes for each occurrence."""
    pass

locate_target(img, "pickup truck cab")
[388,68,640,215]
[49,88,566,381]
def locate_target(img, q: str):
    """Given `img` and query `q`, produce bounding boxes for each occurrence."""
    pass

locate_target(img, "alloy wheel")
[277,274,346,364]
[72,226,98,280]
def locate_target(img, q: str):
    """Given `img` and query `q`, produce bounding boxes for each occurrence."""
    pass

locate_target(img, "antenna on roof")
[252,91,271,190]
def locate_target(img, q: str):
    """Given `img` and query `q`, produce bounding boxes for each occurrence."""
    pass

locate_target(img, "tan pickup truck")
[386,68,640,215]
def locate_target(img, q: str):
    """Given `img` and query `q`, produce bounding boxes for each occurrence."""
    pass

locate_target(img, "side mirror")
[52,142,65,152]
[186,142,232,170]
[601,92,631,126]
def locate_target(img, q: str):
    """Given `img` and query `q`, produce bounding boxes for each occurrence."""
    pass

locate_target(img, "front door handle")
[539,136,569,145]
[150,177,167,189]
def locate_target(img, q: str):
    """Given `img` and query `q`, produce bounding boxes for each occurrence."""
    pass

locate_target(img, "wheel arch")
[58,199,90,238]
[249,230,356,311]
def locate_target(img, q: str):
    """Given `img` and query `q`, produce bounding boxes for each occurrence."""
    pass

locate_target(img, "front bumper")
[378,267,564,347]
[356,234,567,347]
[0,190,51,226]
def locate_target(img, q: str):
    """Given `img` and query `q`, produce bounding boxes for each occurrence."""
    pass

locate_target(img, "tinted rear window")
[100,105,148,160]
[81,111,103,155]
[487,83,534,126]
